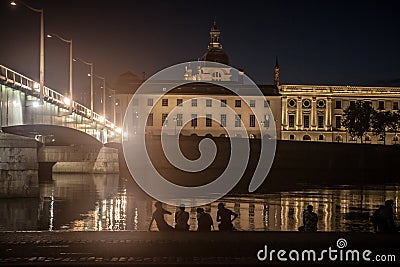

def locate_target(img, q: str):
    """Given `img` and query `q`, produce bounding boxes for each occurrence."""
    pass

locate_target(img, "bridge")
[0,65,122,198]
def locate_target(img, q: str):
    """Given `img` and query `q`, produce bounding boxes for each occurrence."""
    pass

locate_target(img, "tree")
[388,111,400,144]
[342,101,374,144]
[371,110,391,145]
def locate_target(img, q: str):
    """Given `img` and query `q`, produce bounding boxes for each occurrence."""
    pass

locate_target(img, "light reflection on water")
[0,173,398,232]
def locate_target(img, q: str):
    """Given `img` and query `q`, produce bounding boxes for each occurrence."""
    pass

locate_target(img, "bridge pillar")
[0,133,39,197]
[38,145,119,176]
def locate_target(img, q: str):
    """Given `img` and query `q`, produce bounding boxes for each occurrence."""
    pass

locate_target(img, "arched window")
[365,135,371,142]
[289,134,295,140]
[205,133,213,138]
[318,134,324,141]
[303,135,311,141]
[335,135,343,142]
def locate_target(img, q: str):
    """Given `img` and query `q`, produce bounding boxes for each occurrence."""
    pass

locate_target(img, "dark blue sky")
[1,0,400,97]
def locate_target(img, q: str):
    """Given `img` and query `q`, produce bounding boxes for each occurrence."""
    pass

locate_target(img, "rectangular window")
[393,102,399,110]
[235,114,241,127]
[206,99,212,107]
[191,99,197,107]
[191,114,197,127]
[264,100,270,107]
[206,114,212,127]
[176,114,183,126]
[235,100,241,107]
[378,100,385,110]
[349,101,355,108]
[250,100,256,107]
[220,114,226,127]
[336,116,342,128]
[318,115,324,128]
[335,100,342,109]
[264,114,270,128]
[177,99,183,106]
[162,99,168,106]
[162,113,168,126]
[303,115,310,128]
[250,114,255,127]
[288,114,295,128]
[146,113,153,126]
[147,98,153,106]
[220,99,227,107]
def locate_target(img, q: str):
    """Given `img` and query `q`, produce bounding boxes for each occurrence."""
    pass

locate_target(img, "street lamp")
[94,74,106,120]
[73,57,93,116]
[47,33,73,112]
[11,0,44,103]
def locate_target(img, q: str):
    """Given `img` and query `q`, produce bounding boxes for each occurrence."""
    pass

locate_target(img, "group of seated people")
[148,202,238,232]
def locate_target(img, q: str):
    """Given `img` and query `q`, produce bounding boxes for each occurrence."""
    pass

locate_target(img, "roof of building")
[164,82,280,96]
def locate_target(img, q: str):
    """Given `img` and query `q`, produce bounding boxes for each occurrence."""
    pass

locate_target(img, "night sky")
[1,0,400,98]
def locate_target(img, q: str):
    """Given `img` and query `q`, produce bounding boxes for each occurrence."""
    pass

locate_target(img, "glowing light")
[10,1,16,6]
[46,34,52,38]
[32,101,40,108]
[111,123,115,129]
[115,127,122,134]
[63,97,71,106]
[33,82,40,91]
[98,116,105,123]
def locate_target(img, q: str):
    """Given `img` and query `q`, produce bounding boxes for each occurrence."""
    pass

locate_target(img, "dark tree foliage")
[342,101,374,143]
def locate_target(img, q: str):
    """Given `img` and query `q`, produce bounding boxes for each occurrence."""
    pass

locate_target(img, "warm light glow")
[33,82,40,92]
[63,97,71,106]
[32,101,40,108]
[98,116,105,123]
[10,1,16,6]
[87,73,91,77]
[115,127,122,134]
[111,123,115,129]
[46,34,52,38]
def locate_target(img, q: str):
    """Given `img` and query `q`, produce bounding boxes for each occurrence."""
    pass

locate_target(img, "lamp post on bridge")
[73,57,94,118]
[94,74,106,121]
[47,33,73,113]
[10,0,44,104]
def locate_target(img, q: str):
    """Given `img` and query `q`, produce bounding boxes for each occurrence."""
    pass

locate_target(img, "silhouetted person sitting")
[196,208,213,231]
[148,201,174,231]
[303,205,318,232]
[216,203,238,231]
[371,205,385,232]
[377,200,397,233]
[175,204,189,231]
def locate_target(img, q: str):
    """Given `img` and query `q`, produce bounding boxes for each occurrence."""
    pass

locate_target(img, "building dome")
[201,48,230,65]
[201,20,230,65]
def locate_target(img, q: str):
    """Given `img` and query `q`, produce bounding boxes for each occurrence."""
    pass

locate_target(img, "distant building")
[114,21,400,145]
[280,84,400,144]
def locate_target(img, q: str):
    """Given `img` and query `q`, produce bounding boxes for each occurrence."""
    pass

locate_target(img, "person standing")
[216,203,238,231]
[303,205,318,232]
[148,201,174,231]
[196,208,213,231]
[175,204,190,231]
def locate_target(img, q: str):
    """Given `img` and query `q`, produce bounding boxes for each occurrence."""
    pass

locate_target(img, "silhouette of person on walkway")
[216,203,238,231]
[376,200,397,233]
[371,205,385,232]
[175,204,189,231]
[148,201,174,231]
[196,208,213,231]
[303,205,318,232]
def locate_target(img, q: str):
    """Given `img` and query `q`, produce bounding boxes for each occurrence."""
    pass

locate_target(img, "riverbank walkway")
[0,231,398,266]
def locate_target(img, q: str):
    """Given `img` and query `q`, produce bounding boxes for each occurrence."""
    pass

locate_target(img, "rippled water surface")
[0,174,398,232]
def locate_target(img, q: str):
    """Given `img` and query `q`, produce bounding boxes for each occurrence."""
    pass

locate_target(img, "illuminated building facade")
[280,85,400,144]
[114,21,400,144]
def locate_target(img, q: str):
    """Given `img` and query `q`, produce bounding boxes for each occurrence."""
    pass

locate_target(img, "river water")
[0,173,398,232]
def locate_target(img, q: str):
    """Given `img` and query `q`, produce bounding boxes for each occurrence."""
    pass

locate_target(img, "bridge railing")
[0,65,118,133]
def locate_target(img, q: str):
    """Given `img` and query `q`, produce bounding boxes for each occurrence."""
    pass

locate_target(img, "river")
[0,173,398,232]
